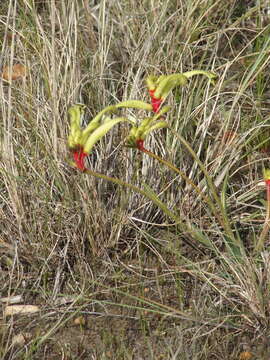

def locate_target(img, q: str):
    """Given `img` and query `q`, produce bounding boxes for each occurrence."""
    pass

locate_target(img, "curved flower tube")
[68,104,128,171]
[68,101,153,170]
[125,106,170,150]
[146,71,217,113]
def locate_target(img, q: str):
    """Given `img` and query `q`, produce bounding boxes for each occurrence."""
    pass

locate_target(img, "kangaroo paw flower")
[126,107,169,150]
[146,71,217,113]
[72,146,88,171]
[67,104,130,171]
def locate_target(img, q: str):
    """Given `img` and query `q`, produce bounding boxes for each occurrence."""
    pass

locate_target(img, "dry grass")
[1,0,270,359]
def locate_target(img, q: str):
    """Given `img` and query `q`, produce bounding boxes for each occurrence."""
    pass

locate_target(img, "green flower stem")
[141,147,225,226]
[84,168,178,222]
[168,127,238,246]
[255,182,270,253]
[83,167,213,249]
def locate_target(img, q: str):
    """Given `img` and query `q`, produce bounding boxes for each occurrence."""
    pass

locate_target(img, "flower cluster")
[67,71,216,170]
[67,101,151,170]
[125,105,170,151]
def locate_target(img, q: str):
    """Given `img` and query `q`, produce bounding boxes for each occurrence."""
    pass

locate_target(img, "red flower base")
[73,147,88,171]
[149,89,162,113]
[136,139,145,151]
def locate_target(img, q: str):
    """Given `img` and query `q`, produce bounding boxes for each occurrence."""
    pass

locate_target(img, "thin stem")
[141,148,225,227]
[82,167,213,250]
[84,167,180,223]
[255,182,270,253]
[168,127,238,245]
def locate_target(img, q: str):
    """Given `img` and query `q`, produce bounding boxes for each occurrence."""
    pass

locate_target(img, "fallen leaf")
[2,64,26,81]
[4,305,39,316]
[74,316,86,326]
[239,351,253,360]
[0,295,23,304]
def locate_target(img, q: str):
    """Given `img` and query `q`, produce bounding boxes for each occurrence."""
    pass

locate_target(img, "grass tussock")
[1,0,270,358]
